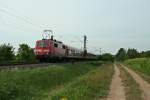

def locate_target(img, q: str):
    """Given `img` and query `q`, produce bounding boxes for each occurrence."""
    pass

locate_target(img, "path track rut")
[106,64,126,100]
[122,64,150,100]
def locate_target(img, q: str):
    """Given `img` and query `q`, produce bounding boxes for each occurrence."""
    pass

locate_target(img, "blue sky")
[0,0,150,54]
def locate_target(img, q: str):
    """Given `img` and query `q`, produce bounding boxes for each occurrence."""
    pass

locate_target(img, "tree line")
[98,48,150,62]
[115,48,150,61]
[0,43,36,64]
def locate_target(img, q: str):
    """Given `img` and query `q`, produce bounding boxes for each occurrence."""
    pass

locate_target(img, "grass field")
[124,58,150,83]
[0,62,103,100]
[49,64,114,100]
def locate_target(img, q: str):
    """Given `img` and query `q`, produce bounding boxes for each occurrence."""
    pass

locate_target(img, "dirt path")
[106,64,126,100]
[122,64,150,100]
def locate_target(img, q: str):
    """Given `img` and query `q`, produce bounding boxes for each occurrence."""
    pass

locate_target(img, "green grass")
[118,64,142,100]
[0,62,102,100]
[49,64,114,100]
[124,58,150,83]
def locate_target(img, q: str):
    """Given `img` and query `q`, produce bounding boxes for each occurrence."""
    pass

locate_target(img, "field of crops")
[124,58,150,83]
[0,62,113,100]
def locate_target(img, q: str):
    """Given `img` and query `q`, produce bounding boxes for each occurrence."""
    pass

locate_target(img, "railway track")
[0,61,98,70]
[0,63,55,70]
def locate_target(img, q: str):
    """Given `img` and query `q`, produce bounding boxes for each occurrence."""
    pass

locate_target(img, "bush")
[0,44,15,63]
[16,44,36,63]
[98,53,114,62]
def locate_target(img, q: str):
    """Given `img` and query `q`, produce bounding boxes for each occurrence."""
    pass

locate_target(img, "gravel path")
[106,64,126,100]
[122,64,150,100]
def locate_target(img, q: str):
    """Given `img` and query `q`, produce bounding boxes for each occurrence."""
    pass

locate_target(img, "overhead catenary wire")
[0,7,42,32]
[0,2,84,42]
[0,17,29,33]
[0,3,46,29]
[73,35,84,43]
[0,1,47,33]
[0,13,34,34]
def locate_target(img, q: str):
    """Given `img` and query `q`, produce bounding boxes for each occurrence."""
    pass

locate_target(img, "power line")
[0,2,48,33]
[0,2,43,25]
[0,15,35,33]
[71,35,83,43]
[0,3,45,29]
[0,7,41,31]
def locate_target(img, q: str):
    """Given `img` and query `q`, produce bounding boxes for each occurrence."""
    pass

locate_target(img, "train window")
[37,41,48,47]
[57,43,62,48]
[54,43,58,47]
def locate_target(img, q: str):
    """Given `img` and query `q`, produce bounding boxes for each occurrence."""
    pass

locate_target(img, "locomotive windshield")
[36,41,48,47]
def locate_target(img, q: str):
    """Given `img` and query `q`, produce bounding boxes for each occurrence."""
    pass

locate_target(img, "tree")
[98,53,114,62]
[16,44,36,63]
[126,48,139,59]
[0,44,15,63]
[144,51,150,57]
[116,48,126,61]
[140,50,150,58]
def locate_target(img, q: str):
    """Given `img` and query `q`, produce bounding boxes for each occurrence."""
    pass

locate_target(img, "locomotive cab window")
[37,41,48,47]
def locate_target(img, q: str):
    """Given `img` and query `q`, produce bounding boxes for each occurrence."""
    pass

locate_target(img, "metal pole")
[83,35,87,57]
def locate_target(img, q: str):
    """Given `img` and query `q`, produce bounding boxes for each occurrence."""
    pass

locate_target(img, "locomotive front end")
[34,39,51,60]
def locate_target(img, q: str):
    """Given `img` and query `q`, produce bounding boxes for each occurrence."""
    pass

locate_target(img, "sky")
[0,0,150,54]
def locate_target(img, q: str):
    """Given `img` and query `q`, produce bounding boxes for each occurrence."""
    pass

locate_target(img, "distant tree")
[145,51,150,57]
[126,48,139,59]
[140,50,150,58]
[98,53,114,62]
[116,48,127,61]
[140,51,145,57]
[0,44,15,63]
[16,44,36,63]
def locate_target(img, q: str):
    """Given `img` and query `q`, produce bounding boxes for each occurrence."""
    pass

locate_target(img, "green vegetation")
[140,51,150,58]
[125,58,150,76]
[0,62,102,100]
[50,64,113,100]
[116,48,127,61]
[98,53,114,62]
[16,44,36,63]
[126,48,139,59]
[115,48,150,61]
[0,43,36,64]
[118,64,142,100]
[0,44,15,63]
[124,58,150,83]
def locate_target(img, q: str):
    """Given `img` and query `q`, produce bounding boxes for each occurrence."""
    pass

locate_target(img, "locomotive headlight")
[43,50,49,52]
[35,49,42,52]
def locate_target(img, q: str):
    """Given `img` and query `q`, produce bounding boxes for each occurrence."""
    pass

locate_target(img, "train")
[34,31,96,62]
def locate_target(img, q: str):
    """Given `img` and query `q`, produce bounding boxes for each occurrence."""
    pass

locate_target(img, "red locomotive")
[34,30,96,61]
